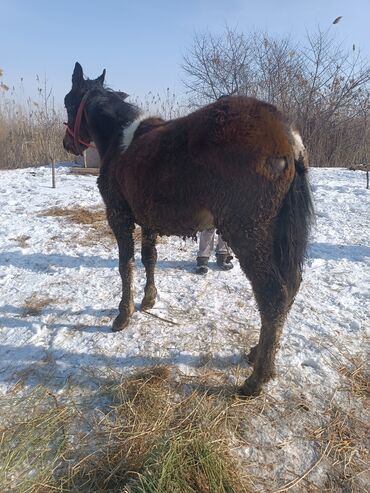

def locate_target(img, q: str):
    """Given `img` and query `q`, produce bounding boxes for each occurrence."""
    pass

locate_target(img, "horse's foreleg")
[107,209,135,331]
[140,228,158,311]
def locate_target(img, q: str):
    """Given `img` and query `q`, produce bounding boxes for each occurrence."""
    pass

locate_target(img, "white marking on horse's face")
[121,115,148,151]
[291,129,306,160]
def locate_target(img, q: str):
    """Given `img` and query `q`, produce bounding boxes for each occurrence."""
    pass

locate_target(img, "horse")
[63,62,314,396]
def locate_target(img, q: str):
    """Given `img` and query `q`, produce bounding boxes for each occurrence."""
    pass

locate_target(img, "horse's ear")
[72,62,84,86]
[96,69,106,85]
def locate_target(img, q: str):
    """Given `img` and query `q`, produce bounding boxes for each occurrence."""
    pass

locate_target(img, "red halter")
[63,91,96,153]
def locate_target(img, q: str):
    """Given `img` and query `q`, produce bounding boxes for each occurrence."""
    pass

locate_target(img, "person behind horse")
[196,228,233,274]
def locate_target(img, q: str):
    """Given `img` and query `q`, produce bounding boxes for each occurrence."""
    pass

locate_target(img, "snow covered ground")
[0,164,369,490]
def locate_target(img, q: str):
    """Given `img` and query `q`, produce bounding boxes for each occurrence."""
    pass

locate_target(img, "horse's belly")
[132,204,214,236]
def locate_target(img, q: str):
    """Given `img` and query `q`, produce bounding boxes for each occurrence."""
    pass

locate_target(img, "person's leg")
[196,228,216,274]
[215,235,233,270]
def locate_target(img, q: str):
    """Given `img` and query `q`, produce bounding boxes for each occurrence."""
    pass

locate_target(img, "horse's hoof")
[140,299,155,311]
[239,377,262,397]
[140,286,157,311]
[112,314,130,332]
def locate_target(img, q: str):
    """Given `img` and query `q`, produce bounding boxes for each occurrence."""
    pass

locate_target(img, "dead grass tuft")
[22,293,54,316]
[62,366,251,492]
[326,410,370,485]
[40,206,170,247]
[338,358,370,399]
[43,205,106,223]
[40,206,141,244]
[40,205,109,226]
[306,406,370,492]
[0,367,254,493]
[0,386,73,493]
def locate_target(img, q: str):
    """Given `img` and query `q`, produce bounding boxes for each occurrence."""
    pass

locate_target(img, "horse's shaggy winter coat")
[63,63,314,396]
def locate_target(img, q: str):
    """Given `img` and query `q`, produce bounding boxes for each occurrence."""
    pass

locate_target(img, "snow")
[0,163,369,488]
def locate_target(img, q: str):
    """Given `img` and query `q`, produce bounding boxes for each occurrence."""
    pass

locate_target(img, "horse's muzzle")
[63,131,84,156]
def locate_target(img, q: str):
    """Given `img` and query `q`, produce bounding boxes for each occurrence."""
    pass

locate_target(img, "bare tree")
[182,27,255,104]
[294,28,370,163]
[182,27,370,166]
[250,33,304,116]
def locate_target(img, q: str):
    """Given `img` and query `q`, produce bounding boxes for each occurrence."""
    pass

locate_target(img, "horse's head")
[63,62,106,155]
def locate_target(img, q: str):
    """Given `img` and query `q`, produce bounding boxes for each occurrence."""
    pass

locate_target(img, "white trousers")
[197,228,231,258]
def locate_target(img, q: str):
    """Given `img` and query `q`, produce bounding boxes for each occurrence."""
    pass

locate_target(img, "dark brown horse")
[63,62,314,396]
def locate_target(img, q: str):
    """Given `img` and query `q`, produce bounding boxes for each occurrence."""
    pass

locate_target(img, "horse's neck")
[86,93,141,160]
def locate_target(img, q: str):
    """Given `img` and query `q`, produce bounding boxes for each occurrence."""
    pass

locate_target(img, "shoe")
[216,253,233,271]
[195,256,209,274]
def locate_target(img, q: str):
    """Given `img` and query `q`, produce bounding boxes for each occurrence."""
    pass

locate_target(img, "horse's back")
[131,96,294,171]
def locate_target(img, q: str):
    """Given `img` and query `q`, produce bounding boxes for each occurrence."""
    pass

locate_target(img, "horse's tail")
[274,155,314,292]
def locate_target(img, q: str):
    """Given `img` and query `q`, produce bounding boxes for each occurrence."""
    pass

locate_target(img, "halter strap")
[63,123,95,150]
[64,91,96,153]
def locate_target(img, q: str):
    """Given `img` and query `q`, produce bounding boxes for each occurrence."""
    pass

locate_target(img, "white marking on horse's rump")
[121,115,149,151]
[291,129,306,160]
[272,158,287,171]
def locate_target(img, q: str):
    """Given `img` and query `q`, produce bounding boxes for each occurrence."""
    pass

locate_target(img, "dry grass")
[0,329,368,492]
[309,407,370,492]
[0,367,254,493]
[0,112,68,169]
[0,386,72,493]
[22,293,54,316]
[40,206,118,247]
[40,206,169,247]
[0,73,186,170]
[0,74,68,169]
[40,206,109,226]
[1,364,369,492]
[61,366,252,492]
[132,87,189,120]
[338,358,370,399]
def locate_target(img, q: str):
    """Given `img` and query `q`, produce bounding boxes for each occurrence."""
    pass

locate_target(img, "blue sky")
[1,0,369,106]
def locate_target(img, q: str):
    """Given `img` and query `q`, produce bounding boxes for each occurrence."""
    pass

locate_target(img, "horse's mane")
[87,83,141,127]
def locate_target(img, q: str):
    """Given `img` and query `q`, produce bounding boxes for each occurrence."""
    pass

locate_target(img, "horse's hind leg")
[106,207,135,331]
[140,228,158,311]
[238,249,300,396]
[247,344,258,364]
